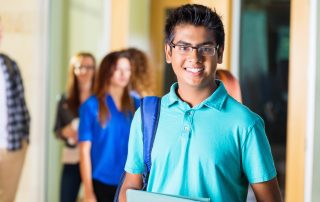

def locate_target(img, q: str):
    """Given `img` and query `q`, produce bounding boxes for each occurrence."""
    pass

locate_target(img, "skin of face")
[165,24,223,91]
[74,56,95,85]
[110,57,132,88]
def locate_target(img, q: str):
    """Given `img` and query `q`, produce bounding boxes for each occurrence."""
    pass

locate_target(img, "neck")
[108,85,125,109]
[78,82,91,103]
[177,82,217,107]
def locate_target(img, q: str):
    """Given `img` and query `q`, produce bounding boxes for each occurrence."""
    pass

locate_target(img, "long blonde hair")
[66,52,96,115]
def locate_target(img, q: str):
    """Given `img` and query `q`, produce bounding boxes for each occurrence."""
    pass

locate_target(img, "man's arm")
[251,177,282,202]
[119,172,143,202]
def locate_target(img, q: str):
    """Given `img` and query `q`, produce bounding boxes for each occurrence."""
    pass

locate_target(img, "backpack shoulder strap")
[140,96,161,189]
[113,96,161,201]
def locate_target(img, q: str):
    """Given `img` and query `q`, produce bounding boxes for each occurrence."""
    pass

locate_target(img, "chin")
[115,83,129,88]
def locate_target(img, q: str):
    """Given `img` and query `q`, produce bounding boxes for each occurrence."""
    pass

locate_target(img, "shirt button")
[184,126,189,131]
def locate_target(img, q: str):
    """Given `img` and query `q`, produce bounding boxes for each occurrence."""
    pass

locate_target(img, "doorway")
[239,0,290,198]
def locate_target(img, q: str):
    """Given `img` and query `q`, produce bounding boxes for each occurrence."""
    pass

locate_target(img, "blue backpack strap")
[113,96,160,202]
[141,96,161,190]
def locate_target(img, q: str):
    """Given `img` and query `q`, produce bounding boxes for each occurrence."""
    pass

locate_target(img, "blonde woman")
[54,52,96,202]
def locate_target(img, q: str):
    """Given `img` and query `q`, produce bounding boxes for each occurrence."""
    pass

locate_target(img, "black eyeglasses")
[169,42,219,57]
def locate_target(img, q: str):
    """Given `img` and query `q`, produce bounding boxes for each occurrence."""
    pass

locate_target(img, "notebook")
[126,189,210,202]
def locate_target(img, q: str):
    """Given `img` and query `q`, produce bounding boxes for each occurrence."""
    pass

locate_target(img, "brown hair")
[94,50,135,125]
[66,52,96,115]
[127,48,153,96]
[216,69,242,103]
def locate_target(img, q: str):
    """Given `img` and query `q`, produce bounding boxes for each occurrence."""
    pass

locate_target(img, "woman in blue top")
[79,50,139,202]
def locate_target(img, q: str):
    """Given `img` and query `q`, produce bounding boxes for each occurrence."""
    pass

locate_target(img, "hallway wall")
[47,0,111,201]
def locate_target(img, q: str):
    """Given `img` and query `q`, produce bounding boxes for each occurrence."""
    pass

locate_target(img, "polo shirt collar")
[202,80,228,110]
[167,83,180,106]
[166,81,228,111]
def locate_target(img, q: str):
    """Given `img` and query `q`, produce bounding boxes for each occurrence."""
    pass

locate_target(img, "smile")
[184,67,204,73]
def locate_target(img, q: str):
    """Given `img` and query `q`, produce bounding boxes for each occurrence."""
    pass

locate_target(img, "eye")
[177,45,190,52]
[201,47,214,53]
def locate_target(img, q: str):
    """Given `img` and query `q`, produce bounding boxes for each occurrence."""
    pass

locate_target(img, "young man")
[0,17,30,202]
[120,4,282,202]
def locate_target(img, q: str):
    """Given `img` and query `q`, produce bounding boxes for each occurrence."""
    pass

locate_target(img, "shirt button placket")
[182,110,193,138]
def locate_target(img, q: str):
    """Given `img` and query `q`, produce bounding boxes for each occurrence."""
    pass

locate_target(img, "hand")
[83,193,97,202]
[62,124,77,139]
[67,136,78,145]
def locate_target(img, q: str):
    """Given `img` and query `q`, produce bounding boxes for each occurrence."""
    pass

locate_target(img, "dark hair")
[165,4,225,48]
[94,50,135,125]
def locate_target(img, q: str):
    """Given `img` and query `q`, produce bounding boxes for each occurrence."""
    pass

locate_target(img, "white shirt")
[0,56,8,149]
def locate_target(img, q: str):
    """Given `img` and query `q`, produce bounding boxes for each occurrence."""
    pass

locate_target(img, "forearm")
[54,128,67,140]
[252,178,282,202]
[80,142,95,197]
[119,172,143,202]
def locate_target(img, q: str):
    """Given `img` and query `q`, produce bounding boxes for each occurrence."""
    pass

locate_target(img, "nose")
[80,68,88,74]
[119,69,126,76]
[187,48,203,63]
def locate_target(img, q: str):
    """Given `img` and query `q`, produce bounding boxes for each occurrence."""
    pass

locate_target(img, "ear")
[217,45,224,64]
[165,43,172,64]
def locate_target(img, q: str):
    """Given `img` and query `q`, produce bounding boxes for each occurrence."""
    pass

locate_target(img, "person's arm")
[79,141,97,202]
[251,177,282,202]
[119,172,143,202]
[61,121,78,143]
[53,97,77,141]
[120,108,144,202]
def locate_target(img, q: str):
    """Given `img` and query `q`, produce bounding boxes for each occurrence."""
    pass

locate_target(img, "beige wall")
[69,0,107,59]
[286,0,320,201]
[111,0,129,50]
[0,0,48,201]
[128,0,150,52]
[286,0,308,201]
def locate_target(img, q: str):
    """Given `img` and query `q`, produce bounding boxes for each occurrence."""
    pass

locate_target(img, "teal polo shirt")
[125,82,277,201]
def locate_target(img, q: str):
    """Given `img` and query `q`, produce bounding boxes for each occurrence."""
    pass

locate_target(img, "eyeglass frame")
[74,65,95,71]
[73,65,95,75]
[169,41,219,57]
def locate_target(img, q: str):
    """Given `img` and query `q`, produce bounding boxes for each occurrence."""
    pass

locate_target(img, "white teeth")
[185,67,204,73]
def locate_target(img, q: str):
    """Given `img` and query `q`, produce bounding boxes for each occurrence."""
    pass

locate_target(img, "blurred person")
[127,47,153,97]
[120,4,282,202]
[53,52,96,202]
[0,17,30,202]
[79,50,140,202]
[216,69,242,103]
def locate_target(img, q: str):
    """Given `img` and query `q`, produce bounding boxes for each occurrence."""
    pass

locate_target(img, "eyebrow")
[174,40,216,46]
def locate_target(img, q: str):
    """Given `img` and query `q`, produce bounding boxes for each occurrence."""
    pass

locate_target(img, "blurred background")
[0,0,319,201]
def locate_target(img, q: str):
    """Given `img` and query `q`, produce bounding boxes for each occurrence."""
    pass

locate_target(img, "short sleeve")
[78,100,94,142]
[124,108,145,174]
[242,118,277,184]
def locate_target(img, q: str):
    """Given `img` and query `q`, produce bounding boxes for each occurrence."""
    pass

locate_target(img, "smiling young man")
[119,4,282,202]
